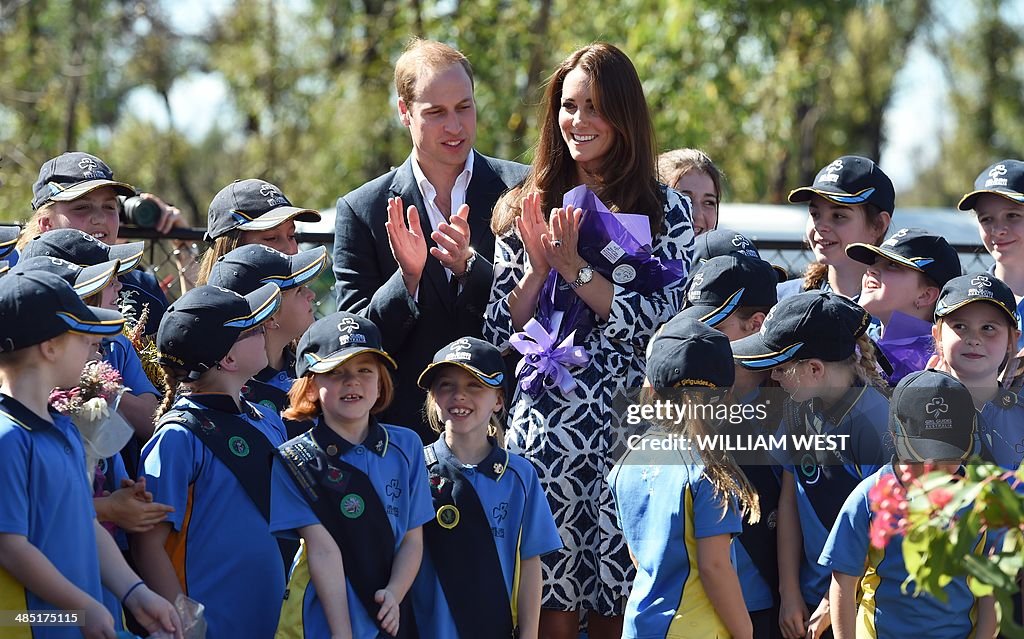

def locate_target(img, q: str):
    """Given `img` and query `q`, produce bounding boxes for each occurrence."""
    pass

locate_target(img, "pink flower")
[928,488,953,509]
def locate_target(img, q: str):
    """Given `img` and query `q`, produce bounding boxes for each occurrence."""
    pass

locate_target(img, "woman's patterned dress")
[484,185,694,615]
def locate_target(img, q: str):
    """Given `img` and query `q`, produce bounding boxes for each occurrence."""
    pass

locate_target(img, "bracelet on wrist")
[120,580,145,608]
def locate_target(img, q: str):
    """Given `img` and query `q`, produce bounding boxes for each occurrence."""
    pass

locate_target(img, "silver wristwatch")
[570,264,594,289]
[453,250,476,282]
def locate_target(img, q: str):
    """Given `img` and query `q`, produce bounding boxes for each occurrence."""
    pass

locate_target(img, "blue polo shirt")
[779,385,891,605]
[819,465,988,638]
[979,393,1024,470]
[140,393,287,639]
[0,394,103,638]
[609,437,743,639]
[269,419,433,639]
[102,334,160,398]
[410,437,562,639]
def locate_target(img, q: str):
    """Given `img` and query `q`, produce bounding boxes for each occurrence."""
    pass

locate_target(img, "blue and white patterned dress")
[484,184,694,615]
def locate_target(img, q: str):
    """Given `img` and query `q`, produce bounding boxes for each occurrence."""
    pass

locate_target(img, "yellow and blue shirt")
[819,465,990,639]
[269,420,433,639]
[609,439,743,639]
[140,393,287,639]
[410,437,562,638]
[0,394,103,639]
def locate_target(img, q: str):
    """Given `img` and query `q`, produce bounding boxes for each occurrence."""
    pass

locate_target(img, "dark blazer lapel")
[389,156,451,310]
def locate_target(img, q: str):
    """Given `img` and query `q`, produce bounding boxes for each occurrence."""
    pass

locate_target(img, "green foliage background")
[1,0,1022,224]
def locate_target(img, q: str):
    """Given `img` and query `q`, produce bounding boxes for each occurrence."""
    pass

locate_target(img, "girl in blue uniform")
[674,255,784,638]
[197,178,321,283]
[958,160,1024,353]
[271,312,433,639]
[846,228,962,385]
[611,316,759,639]
[779,156,894,302]
[820,370,998,638]
[931,274,1023,470]
[0,271,180,639]
[207,243,327,434]
[411,337,562,639]
[133,283,287,639]
[732,292,892,639]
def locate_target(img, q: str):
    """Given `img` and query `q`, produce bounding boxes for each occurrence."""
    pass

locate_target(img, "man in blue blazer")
[333,39,527,441]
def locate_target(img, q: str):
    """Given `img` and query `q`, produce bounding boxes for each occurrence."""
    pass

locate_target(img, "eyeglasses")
[238,324,266,341]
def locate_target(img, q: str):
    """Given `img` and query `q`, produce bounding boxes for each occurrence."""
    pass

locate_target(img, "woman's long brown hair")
[492,43,662,238]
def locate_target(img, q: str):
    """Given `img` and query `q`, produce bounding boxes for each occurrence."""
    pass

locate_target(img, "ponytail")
[850,333,889,394]
[640,386,761,524]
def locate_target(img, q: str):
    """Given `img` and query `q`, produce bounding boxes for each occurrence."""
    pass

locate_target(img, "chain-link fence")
[117,227,994,312]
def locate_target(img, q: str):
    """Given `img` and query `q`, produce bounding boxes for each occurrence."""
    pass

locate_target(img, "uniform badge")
[375,439,385,454]
[259,399,277,411]
[228,436,250,457]
[326,444,339,457]
[340,493,365,519]
[998,390,1018,409]
[200,417,217,433]
[492,462,504,475]
[437,504,460,529]
[326,466,344,483]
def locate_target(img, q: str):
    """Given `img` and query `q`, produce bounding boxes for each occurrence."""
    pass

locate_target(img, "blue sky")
[129,0,1010,195]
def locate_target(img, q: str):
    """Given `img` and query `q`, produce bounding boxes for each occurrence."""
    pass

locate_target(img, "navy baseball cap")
[0,270,125,352]
[157,284,281,380]
[205,179,321,242]
[207,244,328,294]
[20,229,143,274]
[10,256,120,299]
[691,228,787,282]
[647,316,735,389]
[0,226,19,260]
[890,369,976,462]
[418,337,507,393]
[934,273,1019,328]
[847,227,962,287]
[957,160,1024,211]
[676,255,779,328]
[31,152,136,210]
[789,155,896,213]
[295,312,396,378]
[732,292,871,369]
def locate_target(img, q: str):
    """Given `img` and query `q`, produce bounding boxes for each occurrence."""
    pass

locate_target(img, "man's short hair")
[394,38,474,104]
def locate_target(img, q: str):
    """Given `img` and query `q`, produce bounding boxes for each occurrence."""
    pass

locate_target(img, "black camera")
[118,195,162,228]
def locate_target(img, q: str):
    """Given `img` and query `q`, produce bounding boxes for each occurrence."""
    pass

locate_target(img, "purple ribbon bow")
[509,319,590,398]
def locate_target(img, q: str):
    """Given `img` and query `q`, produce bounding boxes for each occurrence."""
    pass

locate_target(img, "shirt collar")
[432,435,509,481]
[808,384,867,427]
[186,392,260,418]
[880,311,934,341]
[0,393,56,431]
[314,417,390,458]
[410,152,474,201]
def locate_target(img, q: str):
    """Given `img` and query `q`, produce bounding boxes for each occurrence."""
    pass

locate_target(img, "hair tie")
[854,344,863,362]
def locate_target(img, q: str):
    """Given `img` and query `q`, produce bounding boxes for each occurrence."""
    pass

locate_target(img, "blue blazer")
[333,151,528,440]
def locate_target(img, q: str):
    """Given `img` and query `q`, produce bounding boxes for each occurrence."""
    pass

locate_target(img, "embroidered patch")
[340,493,365,519]
[228,436,250,457]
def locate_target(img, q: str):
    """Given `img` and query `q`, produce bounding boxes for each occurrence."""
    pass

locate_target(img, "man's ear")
[398,98,412,127]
